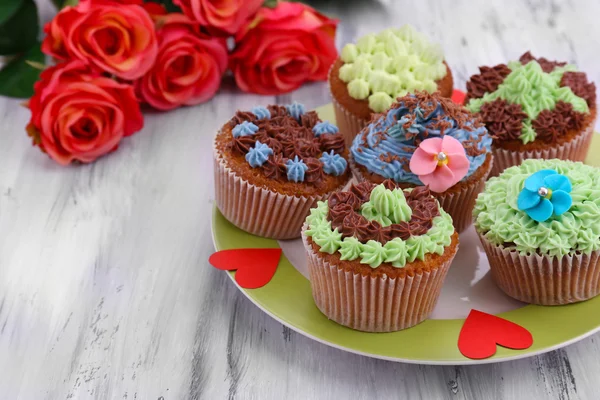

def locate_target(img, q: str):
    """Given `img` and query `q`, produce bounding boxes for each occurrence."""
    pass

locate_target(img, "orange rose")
[173,0,263,36]
[229,2,338,95]
[26,61,144,165]
[41,2,158,80]
[135,14,228,110]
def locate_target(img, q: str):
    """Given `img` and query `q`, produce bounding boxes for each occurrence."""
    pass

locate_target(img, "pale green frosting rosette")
[339,25,447,112]
[305,185,455,268]
[473,159,600,256]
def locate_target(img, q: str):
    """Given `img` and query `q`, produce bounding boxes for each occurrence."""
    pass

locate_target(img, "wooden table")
[1,0,599,398]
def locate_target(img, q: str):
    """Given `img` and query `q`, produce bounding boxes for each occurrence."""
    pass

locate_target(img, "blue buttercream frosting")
[286,102,305,121]
[245,141,273,168]
[320,151,347,176]
[350,96,492,184]
[251,106,271,120]
[233,121,259,138]
[313,121,339,136]
[285,156,308,182]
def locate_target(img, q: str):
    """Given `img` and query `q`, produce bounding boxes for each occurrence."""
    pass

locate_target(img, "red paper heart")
[451,89,466,105]
[458,309,533,359]
[209,248,282,289]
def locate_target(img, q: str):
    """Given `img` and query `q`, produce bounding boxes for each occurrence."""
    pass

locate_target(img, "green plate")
[211,104,600,365]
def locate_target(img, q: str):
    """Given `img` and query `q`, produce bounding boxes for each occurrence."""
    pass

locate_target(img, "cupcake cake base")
[479,234,600,305]
[303,228,459,332]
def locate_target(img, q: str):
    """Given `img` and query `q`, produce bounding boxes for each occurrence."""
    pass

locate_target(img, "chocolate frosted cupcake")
[302,181,458,332]
[214,103,351,239]
[466,51,597,177]
[329,25,454,146]
[474,159,600,305]
[350,91,493,233]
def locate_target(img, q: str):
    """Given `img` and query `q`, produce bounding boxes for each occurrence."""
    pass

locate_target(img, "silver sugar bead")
[538,187,549,197]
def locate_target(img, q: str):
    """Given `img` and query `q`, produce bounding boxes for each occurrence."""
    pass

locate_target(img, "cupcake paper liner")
[349,157,493,233]
[490,124,595,177]
[214,140,336,240]
[331,95,369,148]
[302,226,457,332]
[478,233,600,305]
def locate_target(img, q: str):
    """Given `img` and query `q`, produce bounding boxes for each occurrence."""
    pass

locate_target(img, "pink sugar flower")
[409,136,470,193]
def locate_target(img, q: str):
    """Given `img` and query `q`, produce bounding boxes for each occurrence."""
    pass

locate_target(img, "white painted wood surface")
[1,0,599,399]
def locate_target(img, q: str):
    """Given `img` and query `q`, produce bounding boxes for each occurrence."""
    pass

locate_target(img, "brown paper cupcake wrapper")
[349,157,493,233]
[478,233,600,305]
[302,226,456,332]
[490,124,595,177]
[214,141,339,240]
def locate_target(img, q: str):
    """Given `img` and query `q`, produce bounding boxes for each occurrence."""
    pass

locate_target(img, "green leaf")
[0,0,25,26]
[0,0,39,55]
[0,43,44,98]
[149,0,180,13]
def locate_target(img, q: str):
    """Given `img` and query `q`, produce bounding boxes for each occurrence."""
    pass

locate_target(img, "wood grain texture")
[1,0,599,399]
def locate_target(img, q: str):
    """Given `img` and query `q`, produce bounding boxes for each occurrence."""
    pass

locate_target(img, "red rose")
[135,14,227,110]
[78,0,144,5]
[173,0,263,36]
[26,61,143,165]
[229,2,338,95]
[41,2,158,80]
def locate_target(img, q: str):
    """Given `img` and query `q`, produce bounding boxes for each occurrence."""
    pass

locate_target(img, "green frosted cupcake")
[473,158,600,305]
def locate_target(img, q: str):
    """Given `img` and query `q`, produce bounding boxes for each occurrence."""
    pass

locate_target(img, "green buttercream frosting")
[305,191,455,268]
[466,60,589,144]
[360,185,412,226]
[473,159,600,256]
[339,25,447,112]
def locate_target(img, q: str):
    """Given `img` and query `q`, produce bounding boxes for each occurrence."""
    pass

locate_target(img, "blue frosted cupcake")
[349,91,493,232]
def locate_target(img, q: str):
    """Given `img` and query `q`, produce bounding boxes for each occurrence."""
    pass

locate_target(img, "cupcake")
[214,103,351,239]
[465,51,597,177]
[302,180,458,332]
[350,91,493,233]
[329,25,454,146]
[474,159,600,305]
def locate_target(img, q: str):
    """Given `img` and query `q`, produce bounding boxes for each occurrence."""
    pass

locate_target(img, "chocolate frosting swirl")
[328,191,362,210]
[532,101,586,143]
[465,64,511,101]
[561,71,597,107]
[231,135,256,155]
[300,111,320,129]
[263,154,287,180]
[319,134,345,155]
[519,51,566,73]
[329,183,441,244]
[227,104,348,185]
[304,157,325,184]
[229,111,257,127]
[479,99,527,141]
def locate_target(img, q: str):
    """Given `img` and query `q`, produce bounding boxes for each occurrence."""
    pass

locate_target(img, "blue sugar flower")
[517,169,572,222]
[245,141,273,168]
[313,121,339,136]
[320,151,347,176]
[251,106,271,120]
[285,156,308,182]
[233,121,258,138]
[286,102,305,121]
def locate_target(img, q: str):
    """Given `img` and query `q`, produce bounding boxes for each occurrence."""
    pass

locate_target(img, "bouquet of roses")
[14,0,338,165]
